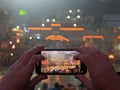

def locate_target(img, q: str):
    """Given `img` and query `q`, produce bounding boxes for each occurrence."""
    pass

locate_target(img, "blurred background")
[0,0,120,89]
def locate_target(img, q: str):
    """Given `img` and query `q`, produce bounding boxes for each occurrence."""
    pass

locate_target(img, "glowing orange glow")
[16,33,24,37]
[109,54,115,60]
[83,35,104,41]
[46,35,70,42]
[60,27,84,31]
[51,23,61,27]
[16,38,20,43]
[12,29,24,33]
[116,36,120,39]
[12,44,16,49]
[28,27,53,31]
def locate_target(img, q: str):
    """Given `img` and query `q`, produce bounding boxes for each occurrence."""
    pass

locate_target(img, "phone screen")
[36,49,87,75]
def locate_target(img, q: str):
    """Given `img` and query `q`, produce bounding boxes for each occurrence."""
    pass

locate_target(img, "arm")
[0,45,47,90]
[74,47,120,90]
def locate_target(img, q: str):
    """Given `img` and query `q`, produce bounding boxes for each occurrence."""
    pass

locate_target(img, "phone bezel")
[35,49,87,75]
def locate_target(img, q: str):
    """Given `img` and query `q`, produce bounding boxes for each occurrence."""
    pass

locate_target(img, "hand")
[74,47,120,90]
[0,45,48,90]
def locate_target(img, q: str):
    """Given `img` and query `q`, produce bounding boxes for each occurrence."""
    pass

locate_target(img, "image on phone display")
[36,49,87,75]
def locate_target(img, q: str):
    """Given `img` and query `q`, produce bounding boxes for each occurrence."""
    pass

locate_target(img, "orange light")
[51,23,61,27]
[83,35,104,41]
[116,36,120,39]
[59,27,84,31]
[108,54,115,60]
[46,35,70,42]
[16,33,24,37]
[16,38,20,43]
[12,44,16,49]
[12,29,24,33]
[28,27,53,31]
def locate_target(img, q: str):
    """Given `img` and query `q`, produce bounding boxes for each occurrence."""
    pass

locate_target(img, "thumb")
[26,75,48,90]
[75,75,96,90]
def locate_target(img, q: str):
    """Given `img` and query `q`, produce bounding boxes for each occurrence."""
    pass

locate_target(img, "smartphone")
[35,49,87,75]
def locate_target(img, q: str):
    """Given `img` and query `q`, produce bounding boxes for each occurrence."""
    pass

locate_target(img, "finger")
[17,45,44,65]
[73,53,88,64]
[90,48,112,67]
[26,54,45,74]
[28,75,48,88]
[95,54,116,74]
[74,53,113,79]
[74,47,92,54]
[94,51,110,64]
[75,75,96,90]
[74,54,101,74]
[74,47,106,64]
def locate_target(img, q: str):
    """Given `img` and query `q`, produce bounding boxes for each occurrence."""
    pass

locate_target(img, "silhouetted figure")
[51,82,61,90]
[41,82,48,90]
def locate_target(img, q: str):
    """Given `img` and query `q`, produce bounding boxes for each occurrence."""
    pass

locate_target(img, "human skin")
[74,47,120,90]
[0,45,48,90]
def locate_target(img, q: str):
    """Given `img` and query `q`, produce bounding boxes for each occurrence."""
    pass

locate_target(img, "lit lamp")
[16,38,20,43]
[12,44,16,49]
[29,36,32,40]
[46,19,50,22]
[9,41,13,44]
[108,54,115,61]
[10,53,14,56]
[69,10,72,13]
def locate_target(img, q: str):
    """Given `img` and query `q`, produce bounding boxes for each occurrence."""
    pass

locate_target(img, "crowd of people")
[40,82,82,90]
[41,65,80,74]
[0,45,120,90]
[0,40,76,67]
